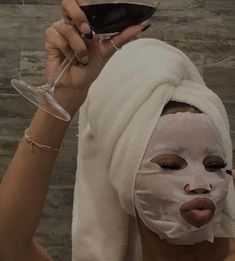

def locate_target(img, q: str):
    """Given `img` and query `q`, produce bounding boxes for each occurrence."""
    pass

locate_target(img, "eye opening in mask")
[151,154,187,170]
[203,155,227,172]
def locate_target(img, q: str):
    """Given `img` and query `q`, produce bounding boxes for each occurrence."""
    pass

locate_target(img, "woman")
[0,0,234,261]
[71,36,235,261]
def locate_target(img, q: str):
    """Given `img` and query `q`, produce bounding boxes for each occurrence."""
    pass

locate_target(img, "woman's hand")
[44,0,144,116]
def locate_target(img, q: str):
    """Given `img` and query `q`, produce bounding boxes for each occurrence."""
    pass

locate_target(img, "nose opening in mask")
[184,174,212,194]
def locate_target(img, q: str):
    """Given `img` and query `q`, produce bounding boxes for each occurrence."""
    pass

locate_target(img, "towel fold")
[72,38,235,261]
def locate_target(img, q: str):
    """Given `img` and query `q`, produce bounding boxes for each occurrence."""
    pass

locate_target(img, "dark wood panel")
[0,1,22,4]
[24,0,61,5]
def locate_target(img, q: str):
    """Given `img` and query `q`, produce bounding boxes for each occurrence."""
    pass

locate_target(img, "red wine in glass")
[80,1,159,38]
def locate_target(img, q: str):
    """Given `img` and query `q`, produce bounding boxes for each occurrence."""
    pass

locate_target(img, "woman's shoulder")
[224,238,235,261]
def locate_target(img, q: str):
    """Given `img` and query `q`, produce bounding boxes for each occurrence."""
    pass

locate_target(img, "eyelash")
[159,163,181,170]
[205,162,227,172]
[159,162,227,172]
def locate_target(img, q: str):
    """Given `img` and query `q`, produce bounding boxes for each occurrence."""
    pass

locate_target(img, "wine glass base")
[11,79,71,121]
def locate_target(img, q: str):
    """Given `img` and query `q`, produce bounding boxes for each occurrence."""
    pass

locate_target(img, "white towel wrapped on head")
[72,38,235,261]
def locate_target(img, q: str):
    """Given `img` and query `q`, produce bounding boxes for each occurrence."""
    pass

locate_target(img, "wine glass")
[11,0,161,121]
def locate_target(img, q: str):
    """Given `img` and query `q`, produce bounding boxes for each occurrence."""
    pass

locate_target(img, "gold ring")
[110,38,121,51]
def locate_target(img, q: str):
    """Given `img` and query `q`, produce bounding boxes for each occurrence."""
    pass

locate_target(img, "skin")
[0,0,144,260]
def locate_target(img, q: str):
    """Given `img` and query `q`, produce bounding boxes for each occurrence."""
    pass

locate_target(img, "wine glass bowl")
[79,0,161,38]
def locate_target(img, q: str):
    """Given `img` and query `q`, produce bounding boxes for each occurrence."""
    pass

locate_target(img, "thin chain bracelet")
[24,128,61,152]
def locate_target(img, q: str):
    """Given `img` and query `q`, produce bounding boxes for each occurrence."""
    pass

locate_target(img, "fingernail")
[142,24,151,32]
[80,56,89,64]
[84,31,93,39]
[226,170,232,175]
[80,22,92,36]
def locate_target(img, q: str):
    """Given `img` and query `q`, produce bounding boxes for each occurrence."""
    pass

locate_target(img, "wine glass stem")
[48,54,76,94]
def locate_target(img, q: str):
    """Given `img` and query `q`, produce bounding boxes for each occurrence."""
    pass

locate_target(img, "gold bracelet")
[24,128,61,152]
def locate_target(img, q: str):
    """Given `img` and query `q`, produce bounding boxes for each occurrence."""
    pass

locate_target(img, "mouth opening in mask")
[180,197,216,228]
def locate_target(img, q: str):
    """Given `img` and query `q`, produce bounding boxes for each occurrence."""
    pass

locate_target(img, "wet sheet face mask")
[134,112,229,245]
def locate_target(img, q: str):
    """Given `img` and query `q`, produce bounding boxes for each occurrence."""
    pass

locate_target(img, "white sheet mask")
[134,112,229,245]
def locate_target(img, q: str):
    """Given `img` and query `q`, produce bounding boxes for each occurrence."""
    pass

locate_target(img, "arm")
[0,0,144,259]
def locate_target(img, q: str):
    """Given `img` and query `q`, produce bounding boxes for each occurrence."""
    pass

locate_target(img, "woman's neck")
[138,218,229,261]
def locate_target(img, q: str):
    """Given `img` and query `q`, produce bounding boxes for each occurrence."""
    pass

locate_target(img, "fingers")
[62,0,93,39]
[45,12,146,71]
[45,26,71,59]
[53,20,89,64]
[45,19,91,83]
[103,24,144,55]
[45,26,69,83]
[226,169,235,180]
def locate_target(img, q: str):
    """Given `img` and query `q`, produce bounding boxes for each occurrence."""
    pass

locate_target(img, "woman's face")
[134,112,229,244]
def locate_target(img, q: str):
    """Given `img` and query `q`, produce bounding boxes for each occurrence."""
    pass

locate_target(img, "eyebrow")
[152,144,186,154]
[204,147,225,157]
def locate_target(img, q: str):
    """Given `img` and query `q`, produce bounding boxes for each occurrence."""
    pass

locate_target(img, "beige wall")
[0,1,234,260]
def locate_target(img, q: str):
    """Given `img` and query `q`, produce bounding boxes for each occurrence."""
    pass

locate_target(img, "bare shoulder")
[224,238,235,261]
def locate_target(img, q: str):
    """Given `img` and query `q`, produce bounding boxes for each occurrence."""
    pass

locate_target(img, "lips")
[180,198,215,228]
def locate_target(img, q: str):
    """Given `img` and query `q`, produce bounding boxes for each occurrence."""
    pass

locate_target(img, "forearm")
[0,108,73,253]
